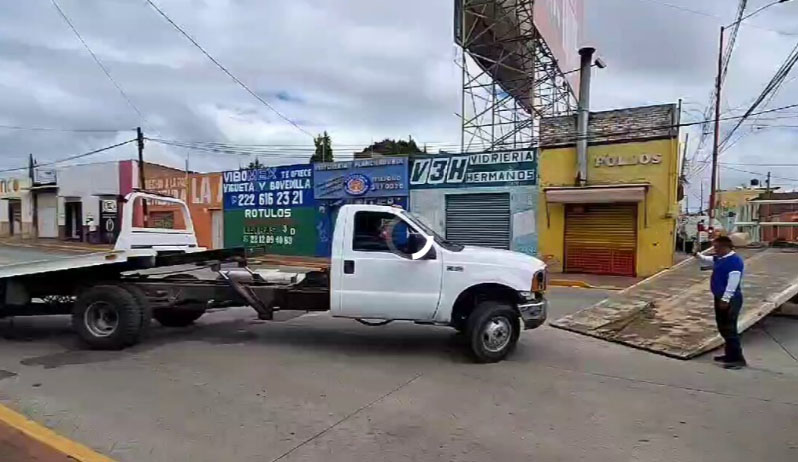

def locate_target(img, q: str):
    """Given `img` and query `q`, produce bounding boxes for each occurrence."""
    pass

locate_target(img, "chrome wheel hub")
[84,301,118,337]
[482,316,511,353]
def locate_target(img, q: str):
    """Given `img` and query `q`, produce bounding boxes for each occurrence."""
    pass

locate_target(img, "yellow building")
[537,104,680,277]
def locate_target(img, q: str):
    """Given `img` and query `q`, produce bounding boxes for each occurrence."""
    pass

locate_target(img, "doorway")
[65,201,83,241]
[8,200,21,236]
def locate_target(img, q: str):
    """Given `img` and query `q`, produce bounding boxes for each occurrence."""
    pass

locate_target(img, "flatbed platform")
[550,247,798,359]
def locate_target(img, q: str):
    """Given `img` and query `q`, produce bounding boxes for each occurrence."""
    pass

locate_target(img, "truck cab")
[329,204,547,362]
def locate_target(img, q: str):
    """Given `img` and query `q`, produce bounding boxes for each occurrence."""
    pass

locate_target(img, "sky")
[0,0,796,210]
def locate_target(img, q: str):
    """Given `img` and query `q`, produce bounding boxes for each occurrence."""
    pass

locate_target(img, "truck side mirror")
[409,234,434,260]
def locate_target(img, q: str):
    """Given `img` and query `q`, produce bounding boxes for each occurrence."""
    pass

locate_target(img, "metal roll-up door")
[446,193,510,249]
[565,204,637,276]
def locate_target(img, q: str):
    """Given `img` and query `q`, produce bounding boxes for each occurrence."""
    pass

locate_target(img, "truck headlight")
[531,269,547,293]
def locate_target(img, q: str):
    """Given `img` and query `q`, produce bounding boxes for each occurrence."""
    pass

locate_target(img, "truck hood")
[446,245,545,273]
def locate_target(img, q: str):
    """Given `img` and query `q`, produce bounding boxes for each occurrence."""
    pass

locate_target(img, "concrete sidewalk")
[0,419,72,462]
[0,403,113,462]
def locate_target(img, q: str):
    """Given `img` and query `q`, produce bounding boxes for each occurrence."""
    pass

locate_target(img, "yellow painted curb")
[0,402,115,462]
[549,279,624,291]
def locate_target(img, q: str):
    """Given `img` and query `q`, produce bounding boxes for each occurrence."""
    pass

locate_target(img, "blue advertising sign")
[410,151,537,189]
[314,157,408,200]
[223,166,314,210]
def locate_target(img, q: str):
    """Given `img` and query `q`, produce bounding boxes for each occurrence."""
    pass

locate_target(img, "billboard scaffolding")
[457,0,578,153]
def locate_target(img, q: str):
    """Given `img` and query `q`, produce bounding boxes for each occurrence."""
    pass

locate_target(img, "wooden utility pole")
[709,26,724,231]
[137,127,147,224]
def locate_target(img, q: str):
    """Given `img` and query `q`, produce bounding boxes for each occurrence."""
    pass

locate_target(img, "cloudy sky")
[0,0,796,208]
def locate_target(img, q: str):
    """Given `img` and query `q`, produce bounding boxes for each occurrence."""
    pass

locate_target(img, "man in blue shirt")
[696,236,746,369]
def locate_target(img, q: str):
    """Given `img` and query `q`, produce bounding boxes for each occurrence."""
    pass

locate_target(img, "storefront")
[57,161,126,242]
[0,176,34,238]
[409,151,538,255]
[313,158,408,256]
[538,104,680,277]
[222,164,316,255]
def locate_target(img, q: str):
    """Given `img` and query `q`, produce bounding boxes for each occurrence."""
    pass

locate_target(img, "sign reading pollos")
[595,154,663,167]
[410,150,536,189]
[344,173,371,196]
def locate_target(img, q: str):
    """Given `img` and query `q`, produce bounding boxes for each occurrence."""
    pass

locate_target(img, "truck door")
[334,210,442,320]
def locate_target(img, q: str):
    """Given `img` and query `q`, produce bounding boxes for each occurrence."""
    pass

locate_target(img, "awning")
[544,184,649,204]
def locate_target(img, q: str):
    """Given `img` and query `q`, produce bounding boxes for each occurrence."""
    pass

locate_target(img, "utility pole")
[709,26,724,231]
[766,171,772,196]
[137,127,147,225]
[700,182,705,215]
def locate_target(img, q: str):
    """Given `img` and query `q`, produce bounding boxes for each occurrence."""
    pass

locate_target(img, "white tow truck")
[0,192,548,362]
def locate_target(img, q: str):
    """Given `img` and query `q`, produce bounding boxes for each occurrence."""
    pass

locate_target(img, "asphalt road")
[0,245,796,462]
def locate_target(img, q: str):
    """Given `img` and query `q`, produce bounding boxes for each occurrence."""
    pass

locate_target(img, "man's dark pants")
[714,295,745,362]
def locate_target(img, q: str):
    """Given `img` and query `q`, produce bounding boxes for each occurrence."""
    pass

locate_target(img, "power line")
[0,124,131,133]
[720,164,798,183]
[49,0,143,120]
[150,103,798,157]
[719,41,798,150]
[631,0,797,35]
[0,139,137,174]
[144,0,314,138]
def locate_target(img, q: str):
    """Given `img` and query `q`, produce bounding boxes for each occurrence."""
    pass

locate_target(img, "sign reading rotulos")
[410,151,536,189]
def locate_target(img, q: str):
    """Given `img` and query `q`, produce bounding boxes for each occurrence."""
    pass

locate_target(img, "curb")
[0,402,115,462]
[549,279,625,291]
[0,241,108,253]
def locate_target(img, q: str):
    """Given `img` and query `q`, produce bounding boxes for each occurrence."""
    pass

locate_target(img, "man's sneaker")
[723,360,747,370]
[713,355,729,363]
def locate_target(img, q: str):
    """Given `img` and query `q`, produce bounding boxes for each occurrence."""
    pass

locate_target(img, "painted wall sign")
[410,151,537,189]
[34,168,56,185]
[0,177,30,199]
[222,165,317,255]
[594,153,663,167]
[314,158,408,200]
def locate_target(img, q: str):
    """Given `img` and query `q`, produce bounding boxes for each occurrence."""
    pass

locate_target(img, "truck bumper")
[518,293,547,329]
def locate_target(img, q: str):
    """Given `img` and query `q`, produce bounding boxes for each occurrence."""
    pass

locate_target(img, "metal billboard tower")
[456,0,578,153]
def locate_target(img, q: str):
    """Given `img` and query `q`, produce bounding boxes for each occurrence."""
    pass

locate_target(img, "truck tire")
[153,308,205,327]
[466,300,521,363]
[120,284,152,335]
[73,285,144,350]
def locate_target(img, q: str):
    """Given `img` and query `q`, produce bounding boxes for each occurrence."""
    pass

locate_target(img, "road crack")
[269,373,423,462]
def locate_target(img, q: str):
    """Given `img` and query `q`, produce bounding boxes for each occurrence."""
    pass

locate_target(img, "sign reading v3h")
[410,151,537,189]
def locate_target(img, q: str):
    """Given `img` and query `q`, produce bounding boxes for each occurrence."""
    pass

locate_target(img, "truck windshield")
[401,211,464,252]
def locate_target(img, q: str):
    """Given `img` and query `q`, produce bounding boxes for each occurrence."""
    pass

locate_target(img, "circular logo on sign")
[344,174,371,196]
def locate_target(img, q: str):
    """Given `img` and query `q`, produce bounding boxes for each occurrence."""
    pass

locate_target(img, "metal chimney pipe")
[576,47,595,186]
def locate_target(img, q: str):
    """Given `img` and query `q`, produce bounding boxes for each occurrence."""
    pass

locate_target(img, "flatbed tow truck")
[0,192,548,362]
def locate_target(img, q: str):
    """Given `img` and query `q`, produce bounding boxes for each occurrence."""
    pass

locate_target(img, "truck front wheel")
[466,301,521,363]
[153,308,206,327]
[73,285,144,350]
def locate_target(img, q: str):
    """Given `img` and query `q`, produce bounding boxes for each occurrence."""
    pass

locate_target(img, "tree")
[310,131,333,163]
[247,158,265,170]
[356,136,424,158]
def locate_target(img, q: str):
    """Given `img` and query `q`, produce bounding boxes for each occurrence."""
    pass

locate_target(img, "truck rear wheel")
[73,285,144,350]
[153,308,206,327]
[466,300,521,363]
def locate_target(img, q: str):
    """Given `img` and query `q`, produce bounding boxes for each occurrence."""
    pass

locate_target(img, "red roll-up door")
[565,204,637,277]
